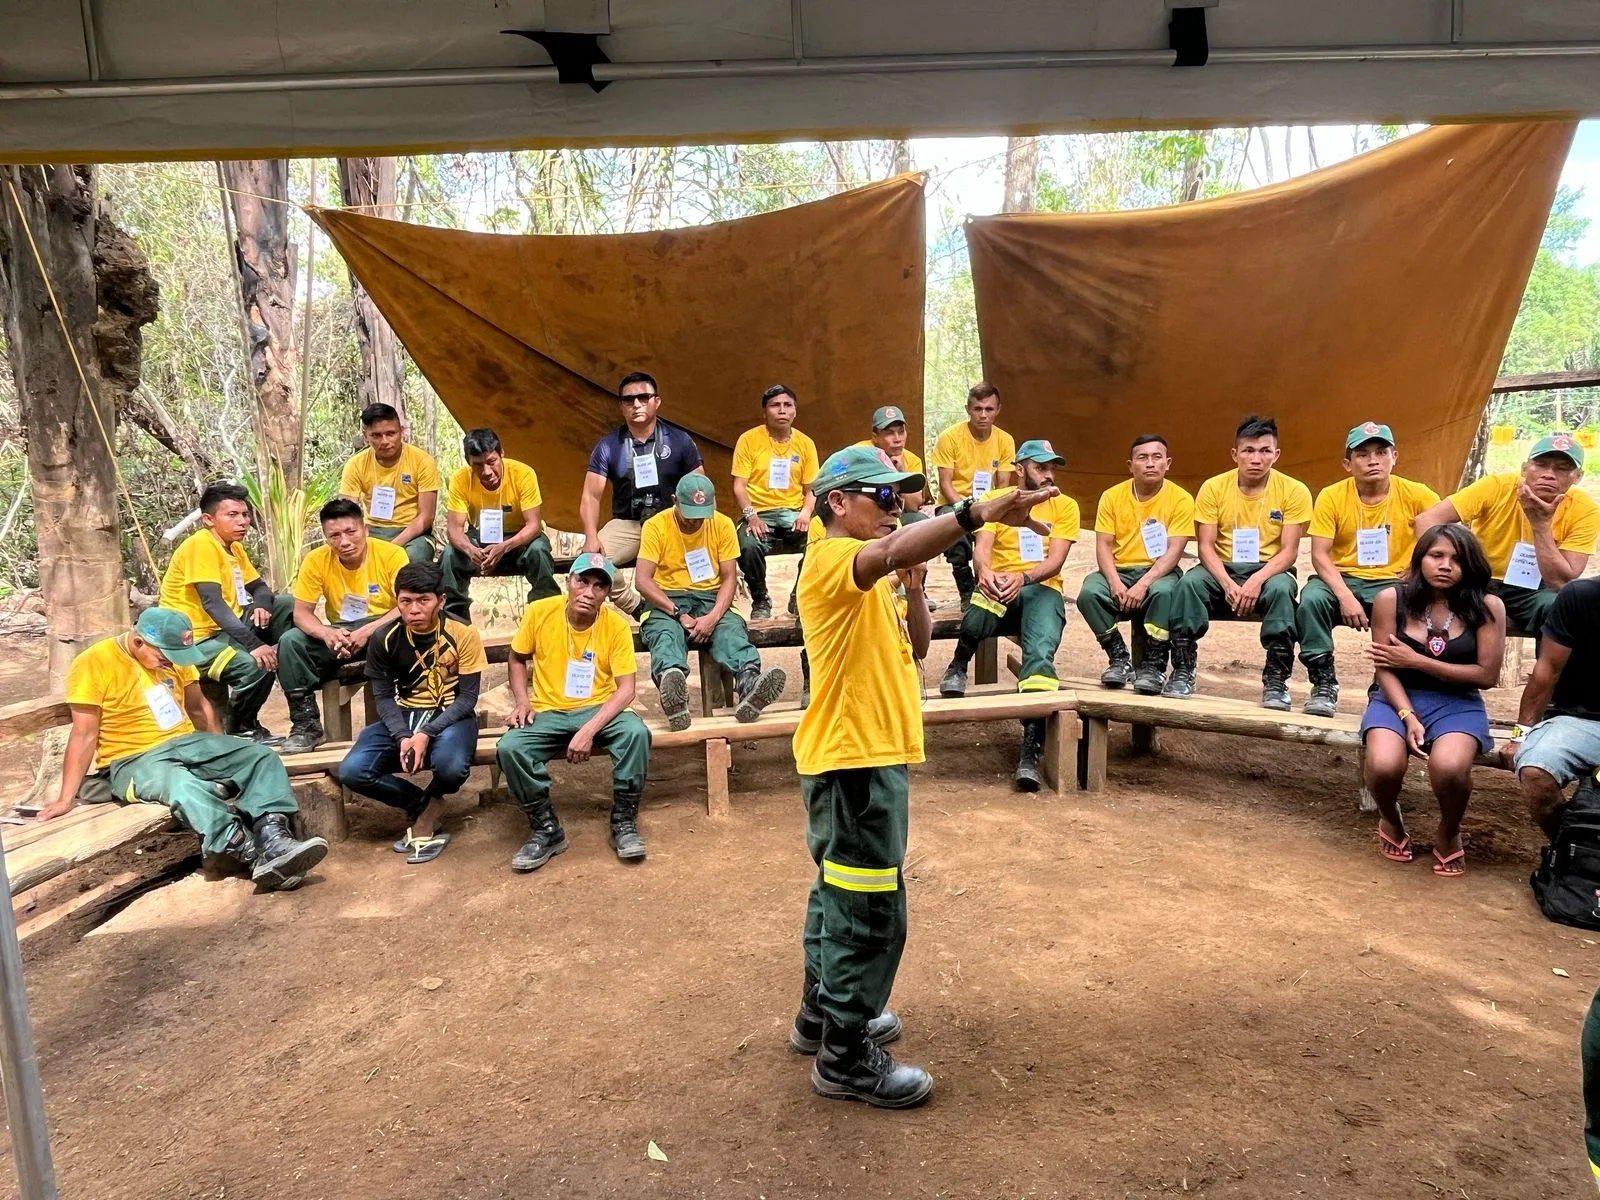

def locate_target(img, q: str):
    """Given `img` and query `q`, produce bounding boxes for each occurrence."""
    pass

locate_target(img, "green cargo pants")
[276,616,382,693]
[439,531,558,624]
[369,524,436,565]
[737,509,808,605]
[956,584,1067,691]
[106,731,298,856]
[1077,565,1183,640]
[801,765,910,1033]
[1171,562,1298,644]
[637,589,759,683]
[1491,579,1557,638]
[193,591,297,730]
[1296,574,1398,659]
[495,706,652,819]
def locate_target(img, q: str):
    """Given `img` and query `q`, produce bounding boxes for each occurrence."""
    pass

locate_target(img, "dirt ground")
[2,556,1594,1199]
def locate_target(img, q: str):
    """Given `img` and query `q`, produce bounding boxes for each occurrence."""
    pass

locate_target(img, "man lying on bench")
[40,607,329,891]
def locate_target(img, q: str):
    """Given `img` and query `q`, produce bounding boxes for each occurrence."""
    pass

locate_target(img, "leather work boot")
[812,1022,932,1109]
[1098,630,1134,689]
[657,667,692,732]
[1261,638,1295,712]
[277,690,325,755]
[511,804,569,872]
[734,664,787,723]
[1133,634,1170,695]
[1014,718,1046,792]
[1302,652,1339,718]
[249,813,328,890]
[789,974,902,1055]
[609,792,647,862]
[1161,636,1199,699]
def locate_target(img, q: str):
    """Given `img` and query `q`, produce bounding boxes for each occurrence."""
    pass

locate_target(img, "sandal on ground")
[1377,827,1413,863]
[403,829,451,864]
[1432,847,1466,877]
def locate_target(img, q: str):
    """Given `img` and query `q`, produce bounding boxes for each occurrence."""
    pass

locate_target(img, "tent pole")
[0,843,58,1199]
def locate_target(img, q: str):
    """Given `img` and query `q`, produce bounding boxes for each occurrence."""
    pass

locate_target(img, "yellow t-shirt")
[338,444,440,531]
[510,595,638,714]
[929,422,1016,501]
[637,509,740,593]
[1093,479,1198,568]
[1448,472,1600,580]
[65,635,198,771]
[980,488,1081,593]
[731,426,820,513]
[445,459,543,536]
[792,537,924,774]
[1194,470,1315,562]
[158,529,262,640]
[1308,476,1441,581]
[291,538,409,619]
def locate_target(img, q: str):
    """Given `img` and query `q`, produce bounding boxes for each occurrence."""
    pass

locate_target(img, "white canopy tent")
[2,0,1600,159]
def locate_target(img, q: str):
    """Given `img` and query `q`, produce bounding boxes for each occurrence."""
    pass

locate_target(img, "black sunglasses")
[839,485,901,511]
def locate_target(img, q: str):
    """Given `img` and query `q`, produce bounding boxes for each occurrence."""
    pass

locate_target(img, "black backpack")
[1530,771,1600,930]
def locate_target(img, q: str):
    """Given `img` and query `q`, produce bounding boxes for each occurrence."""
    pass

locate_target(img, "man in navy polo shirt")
[578,371,705,614]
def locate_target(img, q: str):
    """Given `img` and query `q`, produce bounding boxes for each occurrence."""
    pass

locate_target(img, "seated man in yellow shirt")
[440,428,559,623]
[275,498,409,753]
[636,472,787,730]
[1413,433,1598,638]
[338,402,441,565]
[929,382,1017,609]
[40,607,328,891]
[938,440,1079,790]
[1167,415,1314,710]
[733,384,821,619]
[158,482,296,744]
[498,554,653,871]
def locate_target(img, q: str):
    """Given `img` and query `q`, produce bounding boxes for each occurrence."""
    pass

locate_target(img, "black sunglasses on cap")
[838,485,902,511]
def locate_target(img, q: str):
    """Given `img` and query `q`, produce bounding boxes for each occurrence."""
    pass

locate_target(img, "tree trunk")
[221,160,301,492]
[336,157,406,424]
[1003,137,1039,213]
[0,165,153,685]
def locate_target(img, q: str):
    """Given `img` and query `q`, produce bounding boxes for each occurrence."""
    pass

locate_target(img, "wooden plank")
[1040,711,1077,796]
[0,695,71,741]
[704,738,732,818]
[1081,717,1109,793]
[4,804,175,895]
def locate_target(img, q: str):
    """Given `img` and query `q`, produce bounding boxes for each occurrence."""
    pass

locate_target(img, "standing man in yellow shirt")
[938,441,1078,789]
[733,384,821,620]
[274,498,409,752]
[440,428,559,623]
[41,608,328,891]
[1079,434,1195,693]
[636,472,787,730]
[498,554,652,871]
[158,482,295,744]
[929,382,1016,609]
[1412,433,1599,638]
[1298,423,1440,717]
[337,402,441,565]
[790,445,1050,1107]
[1167,416,1314,709]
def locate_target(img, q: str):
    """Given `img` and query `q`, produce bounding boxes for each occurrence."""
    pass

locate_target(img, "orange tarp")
[965,122,1576,513]
[311,176,926,528]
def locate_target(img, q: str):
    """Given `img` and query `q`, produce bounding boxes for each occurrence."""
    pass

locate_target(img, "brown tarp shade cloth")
[966,122,1576,514]
[311,175,926,529]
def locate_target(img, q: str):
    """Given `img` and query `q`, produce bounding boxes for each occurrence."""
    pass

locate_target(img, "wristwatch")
[953,499,981,533]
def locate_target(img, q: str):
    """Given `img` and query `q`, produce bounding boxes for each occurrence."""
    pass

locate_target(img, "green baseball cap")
[675,471,717,519]
[871,405,907,431]
[1345,421,1396,451]
[1530,432,1584,468]
[570,552,617,583]
[134,607,208,666]
[1015,438,1066,466]
[812,445,926,497]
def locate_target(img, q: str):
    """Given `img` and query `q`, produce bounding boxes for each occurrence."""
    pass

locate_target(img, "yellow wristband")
[1396,708,1414,721]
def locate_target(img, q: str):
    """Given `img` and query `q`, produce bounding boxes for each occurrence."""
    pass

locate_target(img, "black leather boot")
[1302,652,1339,717]
[1014,718,1045,792]
[734,664,787,723]
[789,974,902,1054]
[249,813,328,890]
[1161,636,1199,699]
[811,1021,932,1108]
[277,690,325,754]
[1261,637,1294,712]
[511,803,569,872]
[609,791,647,862]
[1097,630,1134,688]
[1133,634,1170,695]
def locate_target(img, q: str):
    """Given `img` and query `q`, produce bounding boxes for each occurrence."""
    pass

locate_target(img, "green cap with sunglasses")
[1530,432,1584,468]
[812,445,926,498]
[1014,438,1066,466]
[134,607,209,666]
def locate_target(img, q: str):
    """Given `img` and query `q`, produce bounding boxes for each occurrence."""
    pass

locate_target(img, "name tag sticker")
[767,456,792,491]
[1140,520,1168,560]
[1356,527,1389,568]
[1505,541,1542,589]
[632,453,659,489]
[1231,527,1261,565]
[1016,528,1045,563]
[684,546,716,584]
[564,658,596,700]
[369,485,396,521]
[144,683,184,731]
[478,506,504,544]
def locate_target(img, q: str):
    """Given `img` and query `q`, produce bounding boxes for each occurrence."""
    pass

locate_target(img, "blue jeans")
[336,717,478,817]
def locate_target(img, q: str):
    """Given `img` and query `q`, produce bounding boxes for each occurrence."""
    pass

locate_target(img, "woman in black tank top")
[1359,524,1506,877]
